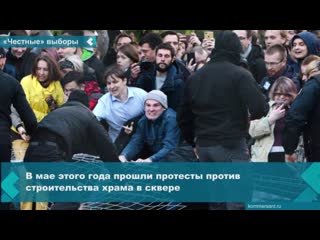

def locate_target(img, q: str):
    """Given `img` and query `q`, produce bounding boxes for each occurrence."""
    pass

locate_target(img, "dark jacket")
[114,114,143,154]
[290,32,320,74]
[161,141,198,162]
[136,64,185,112]
[178,31,266,148]
[84,55,105,89]
[247,44,267,84]
[283,75,320,161]
[28,101,118,162]
[5,48,37,81]
[0,70,37,143]
[173,58,190,81]
[260,64,301,99]
[3,64,16,78]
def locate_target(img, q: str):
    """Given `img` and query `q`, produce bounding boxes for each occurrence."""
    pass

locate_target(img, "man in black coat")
[23,90,118,210]
[24,90,118,163]
[283,74,320,162]
[178,31,266,210]
[233,30,267,84]
[0,71,37,162]
[0,70,37,210]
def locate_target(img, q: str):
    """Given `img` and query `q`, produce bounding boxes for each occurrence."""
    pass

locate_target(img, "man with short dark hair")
[5,31,37,81]
[160,30,190,81]
[260,44,300,99]
[61,71,102,110]
[24,90,118,163]
[233,30,267,83]
[22,90,118,210]
[0,47,15,77]
[136,43,185,112]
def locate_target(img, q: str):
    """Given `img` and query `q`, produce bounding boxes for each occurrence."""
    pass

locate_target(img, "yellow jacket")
[20,74,64,122]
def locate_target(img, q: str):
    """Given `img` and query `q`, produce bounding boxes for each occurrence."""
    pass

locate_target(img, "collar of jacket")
[147,109,167,125]
[159,65,177,91]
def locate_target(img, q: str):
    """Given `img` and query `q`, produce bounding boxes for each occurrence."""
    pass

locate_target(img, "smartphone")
[187,52,195,63]
[275,100,286,106]
[275,100,289,110]
[139,61,154,72]
[204,31,214,40]
[186,34,192,42]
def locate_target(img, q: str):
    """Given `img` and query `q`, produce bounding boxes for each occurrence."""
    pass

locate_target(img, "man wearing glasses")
[260,44,300,100]
[233,30,266,84]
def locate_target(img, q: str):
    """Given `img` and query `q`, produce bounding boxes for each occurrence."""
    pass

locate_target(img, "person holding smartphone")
[249,76,297,162]
[201,31,215,55]
[186,46,209,73]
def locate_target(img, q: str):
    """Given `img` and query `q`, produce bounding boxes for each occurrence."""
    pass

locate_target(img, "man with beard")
[160,31,190,81]
[136,43,185,112]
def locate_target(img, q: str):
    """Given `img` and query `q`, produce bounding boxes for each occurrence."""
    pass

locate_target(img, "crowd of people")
[1,29,320,210]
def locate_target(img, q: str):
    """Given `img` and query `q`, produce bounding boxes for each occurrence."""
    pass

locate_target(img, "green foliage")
[51,30,63,36]
[123,30,200,42]
[51,30,213,41]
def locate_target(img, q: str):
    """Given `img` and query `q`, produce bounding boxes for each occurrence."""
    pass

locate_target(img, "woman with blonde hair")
[300,55,320,82]
[59,54,84,76]
[249,76,298,162]
[305,59,320,80]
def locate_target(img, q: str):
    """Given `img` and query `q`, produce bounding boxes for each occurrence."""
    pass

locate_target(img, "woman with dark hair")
[11,55,64,135]
[10,55,64,210]
[11,55,64,161]
[103,32,132,67]
[117,44,139,71]
[20,55,64,121]
[249,76,298,162]
[116,43,139,85]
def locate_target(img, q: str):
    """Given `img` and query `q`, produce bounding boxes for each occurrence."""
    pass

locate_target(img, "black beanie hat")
[68,90,89,108]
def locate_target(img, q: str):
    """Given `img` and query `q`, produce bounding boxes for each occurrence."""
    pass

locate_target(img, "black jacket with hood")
[290,32,320,74]
[178,31,266,147]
